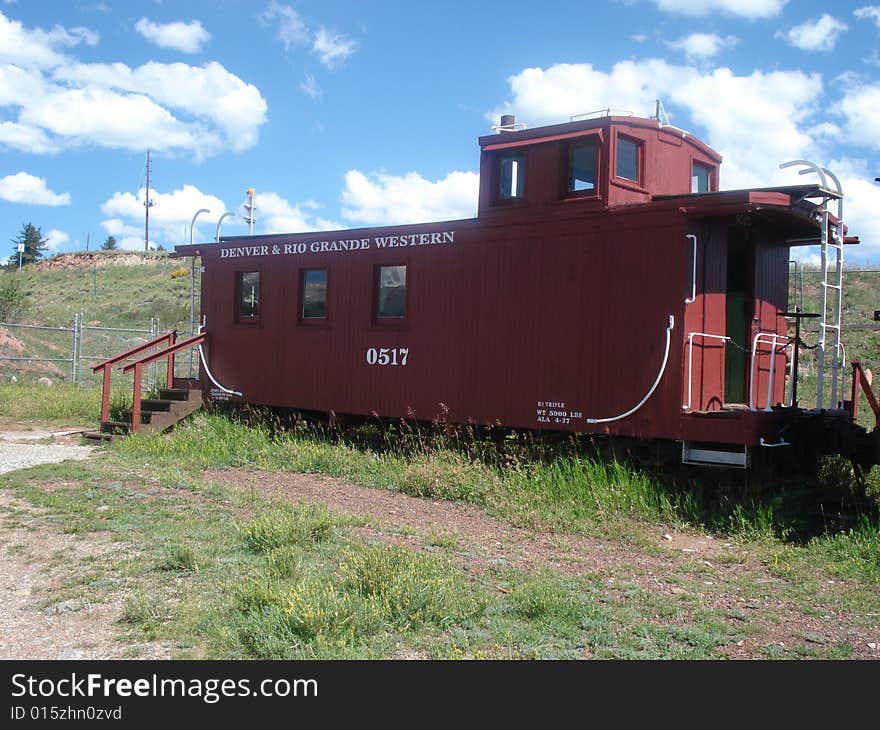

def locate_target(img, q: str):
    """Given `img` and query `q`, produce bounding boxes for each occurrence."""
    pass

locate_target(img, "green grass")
[2,417,878,659]
[0,382,130,425]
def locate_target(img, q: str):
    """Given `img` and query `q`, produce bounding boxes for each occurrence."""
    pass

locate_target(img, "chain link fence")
[0,314,178,389]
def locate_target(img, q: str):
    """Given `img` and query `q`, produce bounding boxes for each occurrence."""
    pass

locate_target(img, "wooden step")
[100,420,131,435]
[94,387,203,438]
[82,429,114,443]
[139,398,175,412]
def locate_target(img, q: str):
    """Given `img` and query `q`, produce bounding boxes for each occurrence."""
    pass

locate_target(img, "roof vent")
[492,114,527,133]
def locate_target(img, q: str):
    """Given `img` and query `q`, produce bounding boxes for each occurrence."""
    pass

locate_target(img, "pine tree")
[8,223,48,268]
[101,235,118,250]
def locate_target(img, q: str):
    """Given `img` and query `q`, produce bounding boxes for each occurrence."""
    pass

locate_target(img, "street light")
[190,208,210,245]
[215,211,236,242]
[188,208,209,378]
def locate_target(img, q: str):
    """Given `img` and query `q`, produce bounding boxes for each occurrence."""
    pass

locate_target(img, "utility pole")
[85,232,90,252]
[144,149,155,251]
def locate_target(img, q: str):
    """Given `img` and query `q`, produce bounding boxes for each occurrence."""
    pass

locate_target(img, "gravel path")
[0,429,95,475]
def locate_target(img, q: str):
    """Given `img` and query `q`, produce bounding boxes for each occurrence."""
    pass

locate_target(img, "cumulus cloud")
[0,12,98,69]
[259,3,356,69]
[777,14,848,52]
[44,229,69,251]
[0,171,70,205]
[101,184,228,247]
[667,33,738,59]
[488,60,822,189]
[651,0,787,19]
[342,170,479,226]
[0,11,267,158]
[257,192,340,233]
[836,80,880,150]
[825,158,880,260]
[487,58,880,257]
[99,184,338,245]
[134,18,210,54]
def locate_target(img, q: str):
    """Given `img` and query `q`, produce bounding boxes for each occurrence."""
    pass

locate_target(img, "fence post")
[71,313,79,385]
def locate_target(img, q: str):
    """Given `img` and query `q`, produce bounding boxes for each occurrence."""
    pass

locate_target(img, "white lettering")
[366,347,409,367]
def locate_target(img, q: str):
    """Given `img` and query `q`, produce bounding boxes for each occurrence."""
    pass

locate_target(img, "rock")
[662,533,672,541]
[868,642,877,650]
[56,650,84,660]
[37,377,53,387]
[46,599,83,615]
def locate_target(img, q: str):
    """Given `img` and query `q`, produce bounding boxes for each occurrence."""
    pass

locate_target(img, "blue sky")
[1,0,879,262]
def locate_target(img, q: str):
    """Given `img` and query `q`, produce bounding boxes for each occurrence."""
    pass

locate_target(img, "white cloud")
[44,229,69,251]
[100,218,125,236]
[0,121,57,154]
[855,6,880,30]
[651,0,787,19]
[341,170,479,226]
[300,72,321,100]
[668,33,738,59]
[488,58,880,258]
[134,18,210,54]
[0,171,70,205]
[777,14,848,52]
[259,1,309,50]
[826,158,880,263]
[101,184,228,246]
[0,11,266,158]
[257,192,340,233]
[0,11,98,68]
[258,4,356,69]
[836,80,880,150]
[489,60,822,190]
[312,27,356,69]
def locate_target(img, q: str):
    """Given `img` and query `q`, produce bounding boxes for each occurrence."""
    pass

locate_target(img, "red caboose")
[175,110,872,469]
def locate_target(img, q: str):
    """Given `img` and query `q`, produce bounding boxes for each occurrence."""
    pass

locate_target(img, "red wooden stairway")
[82,331,205,442]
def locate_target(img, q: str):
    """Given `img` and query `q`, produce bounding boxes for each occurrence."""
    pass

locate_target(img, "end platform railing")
[91,331,177,423]
[121,332,206,432]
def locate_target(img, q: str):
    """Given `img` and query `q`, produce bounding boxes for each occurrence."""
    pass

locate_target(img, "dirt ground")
[0,490,170,660]
[0,425,169,660]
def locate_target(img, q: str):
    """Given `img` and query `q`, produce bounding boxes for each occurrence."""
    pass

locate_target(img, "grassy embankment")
[0,251,192,387]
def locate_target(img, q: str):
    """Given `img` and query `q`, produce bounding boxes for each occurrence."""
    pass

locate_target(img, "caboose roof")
[478,114,722,162]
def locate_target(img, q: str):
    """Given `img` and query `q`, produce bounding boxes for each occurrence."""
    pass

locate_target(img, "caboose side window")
[237,271,260,319]
[569,141,598,193]
[692,163,712,193]
[499,153,525,199]
[376,265,406,319]
[301,268,328,319]
[616,136,641,183]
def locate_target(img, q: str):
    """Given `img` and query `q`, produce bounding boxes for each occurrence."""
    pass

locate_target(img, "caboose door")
[724,229,752,404]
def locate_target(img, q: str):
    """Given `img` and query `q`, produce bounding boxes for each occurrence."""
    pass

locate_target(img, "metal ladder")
[780,160,844,411]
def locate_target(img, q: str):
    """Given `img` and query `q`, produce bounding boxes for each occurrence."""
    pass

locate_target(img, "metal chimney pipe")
[500,114,515,127]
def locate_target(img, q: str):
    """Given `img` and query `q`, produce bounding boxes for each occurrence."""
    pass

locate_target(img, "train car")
[174,110,879,472]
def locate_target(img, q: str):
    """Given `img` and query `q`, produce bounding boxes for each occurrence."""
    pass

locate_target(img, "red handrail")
[850,361,880,428]
[122,332,206,432]
[92,331,176,423]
